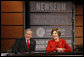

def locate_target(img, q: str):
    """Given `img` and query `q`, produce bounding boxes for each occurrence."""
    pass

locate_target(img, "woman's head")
[51,28,61,39]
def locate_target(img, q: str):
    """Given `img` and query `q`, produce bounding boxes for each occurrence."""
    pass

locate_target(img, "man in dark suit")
[10,29,36,54]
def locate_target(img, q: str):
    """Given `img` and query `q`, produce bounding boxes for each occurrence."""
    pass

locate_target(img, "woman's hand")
[57,48,65,52]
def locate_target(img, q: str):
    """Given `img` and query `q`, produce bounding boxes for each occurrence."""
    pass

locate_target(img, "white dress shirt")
[26,39,30,44]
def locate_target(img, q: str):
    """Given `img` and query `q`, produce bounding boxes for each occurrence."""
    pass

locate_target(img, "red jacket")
[46,38,72,52]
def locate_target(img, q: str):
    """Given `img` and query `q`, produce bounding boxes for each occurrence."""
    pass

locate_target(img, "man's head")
[25,29,32,40]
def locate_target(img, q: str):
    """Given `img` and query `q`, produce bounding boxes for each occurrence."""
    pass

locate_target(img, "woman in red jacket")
[46,28,72,53]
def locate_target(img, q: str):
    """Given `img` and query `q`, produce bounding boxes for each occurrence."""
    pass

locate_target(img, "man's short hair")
[25,29,32,34]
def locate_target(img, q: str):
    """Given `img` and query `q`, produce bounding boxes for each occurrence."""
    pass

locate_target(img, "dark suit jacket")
[11,38,36,53]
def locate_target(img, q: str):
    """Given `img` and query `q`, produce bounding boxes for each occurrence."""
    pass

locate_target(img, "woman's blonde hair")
[51,28,61,37]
